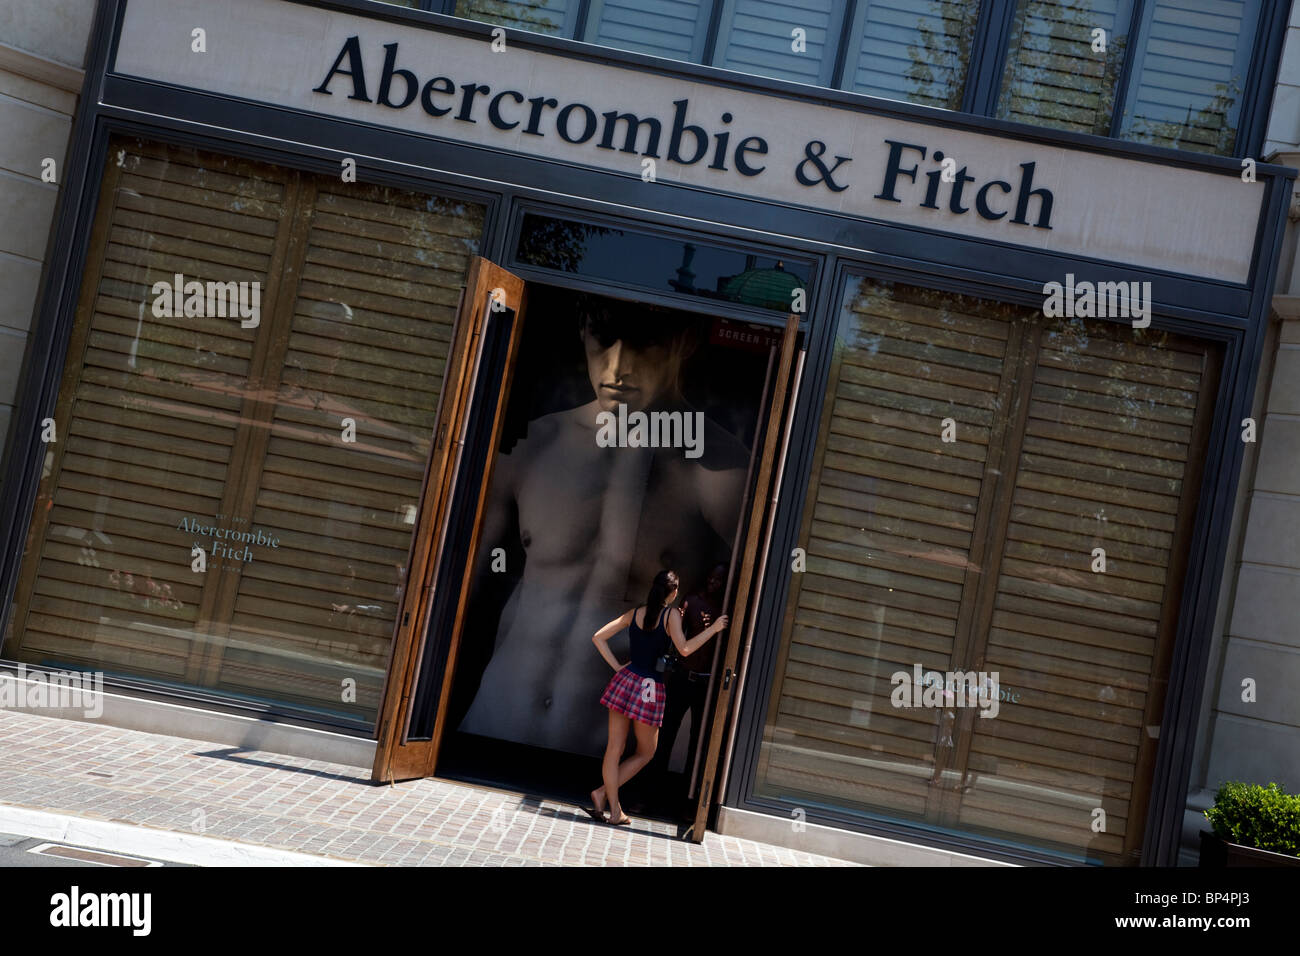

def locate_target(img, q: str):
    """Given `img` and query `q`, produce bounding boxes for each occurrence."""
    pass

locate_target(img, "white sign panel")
[113,0,1263,283]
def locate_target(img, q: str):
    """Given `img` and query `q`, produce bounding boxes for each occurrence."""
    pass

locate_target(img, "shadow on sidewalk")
[191,748,371,786]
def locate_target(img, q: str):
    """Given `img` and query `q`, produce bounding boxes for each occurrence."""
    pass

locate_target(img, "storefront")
[0,0,1291,866]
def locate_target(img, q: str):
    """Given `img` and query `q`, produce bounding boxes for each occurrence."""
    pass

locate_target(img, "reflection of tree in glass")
[456,0,567,35]
[515,219,612,273]
[1125,80,1241,155]
[904,2,980,110]
[999,1,1129,136]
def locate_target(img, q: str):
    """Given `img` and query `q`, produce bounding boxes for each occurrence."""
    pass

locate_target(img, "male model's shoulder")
[698,415,750,471]
[511,407,569,457]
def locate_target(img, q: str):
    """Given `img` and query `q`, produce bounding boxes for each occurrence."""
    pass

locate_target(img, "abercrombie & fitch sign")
[315,37,1055,230]
[113,0,1262,281]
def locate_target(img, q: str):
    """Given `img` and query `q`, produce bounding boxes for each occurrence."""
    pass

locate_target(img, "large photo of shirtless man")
[448,287,764,758]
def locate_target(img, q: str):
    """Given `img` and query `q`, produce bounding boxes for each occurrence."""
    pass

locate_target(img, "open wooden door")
[372,258,526,784]
[687,313,803,841]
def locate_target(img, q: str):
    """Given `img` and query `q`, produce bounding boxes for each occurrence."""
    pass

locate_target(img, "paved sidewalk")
[0,710,856,866]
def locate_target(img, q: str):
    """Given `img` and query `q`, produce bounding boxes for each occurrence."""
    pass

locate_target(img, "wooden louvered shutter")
[1117,0,1261,154]
[754,278,1218,863]
[199,182,484,716]
[756,282,1020,817]
[996,0,1134,136]
[953,319,1216,862]
[5,142,291,678]
[5,137,487,729]
[584,0,711,61]
[714,0,847,86]
[841,0,978,109]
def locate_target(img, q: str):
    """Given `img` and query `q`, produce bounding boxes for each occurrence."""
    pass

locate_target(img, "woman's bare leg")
[594,717,661,820]
[595,709,630,818]
[596,720,660,823]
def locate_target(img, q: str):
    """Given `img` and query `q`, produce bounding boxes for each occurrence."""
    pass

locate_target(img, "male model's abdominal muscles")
[457,585,628,756]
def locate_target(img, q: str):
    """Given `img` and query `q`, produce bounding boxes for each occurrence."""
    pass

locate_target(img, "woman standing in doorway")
[586,569,728,825]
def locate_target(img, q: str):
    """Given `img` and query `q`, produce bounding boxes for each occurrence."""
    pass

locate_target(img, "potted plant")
[1200,781,1300,867]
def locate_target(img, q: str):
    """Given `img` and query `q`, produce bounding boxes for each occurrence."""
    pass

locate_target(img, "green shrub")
[1204,782,1300,857]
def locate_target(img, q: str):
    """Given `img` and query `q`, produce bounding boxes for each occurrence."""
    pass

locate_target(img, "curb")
[0,803,369,867]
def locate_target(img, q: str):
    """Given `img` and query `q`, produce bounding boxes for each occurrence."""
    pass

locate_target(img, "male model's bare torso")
[458,400,747,755]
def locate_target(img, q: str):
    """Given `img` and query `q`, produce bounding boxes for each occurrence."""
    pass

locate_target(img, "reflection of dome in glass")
[718,261,801,311]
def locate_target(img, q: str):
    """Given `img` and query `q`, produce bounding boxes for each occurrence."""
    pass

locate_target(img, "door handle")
[722,668,733,690]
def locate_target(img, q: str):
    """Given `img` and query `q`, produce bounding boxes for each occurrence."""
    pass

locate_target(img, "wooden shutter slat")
[992,600,1158,647]
[989,636,1154,687]
[1003,538,1172,582]
[124,154,285,201]
[292,279,454,320]
[829,415,989,460]
[1018,449,1182,497]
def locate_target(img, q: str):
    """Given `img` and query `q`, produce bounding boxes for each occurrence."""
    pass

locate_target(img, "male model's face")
[581,318,684,414]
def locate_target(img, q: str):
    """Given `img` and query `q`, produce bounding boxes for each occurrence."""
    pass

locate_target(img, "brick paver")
[0,710,857,866]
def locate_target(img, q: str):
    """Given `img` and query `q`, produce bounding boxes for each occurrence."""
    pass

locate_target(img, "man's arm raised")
[668,605,727,659]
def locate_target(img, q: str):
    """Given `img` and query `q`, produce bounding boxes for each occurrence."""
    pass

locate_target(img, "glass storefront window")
[514,213,812,313]
[754,275,1216,863]
[2,137,485,729]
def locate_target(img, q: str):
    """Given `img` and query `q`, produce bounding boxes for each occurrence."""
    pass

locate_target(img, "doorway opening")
[435,282,778,825]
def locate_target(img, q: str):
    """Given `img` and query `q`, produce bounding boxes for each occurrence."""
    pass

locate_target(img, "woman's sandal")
[581,804,606,823]
[609,813,632,826]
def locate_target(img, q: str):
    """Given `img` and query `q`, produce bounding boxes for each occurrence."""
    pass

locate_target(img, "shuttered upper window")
[2,137,485,729]
[440,0,1272,157]
[714,0,849,85]
[754,276,1218,864]
[583,0,712,61]
[1116,0,1262,154]
[997,0,1135,136]
[452,0,579,36]
[997,0,1263,154]
[840,0,979,109]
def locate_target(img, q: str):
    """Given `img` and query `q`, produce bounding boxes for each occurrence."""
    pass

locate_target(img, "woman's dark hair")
[644,569,680,621]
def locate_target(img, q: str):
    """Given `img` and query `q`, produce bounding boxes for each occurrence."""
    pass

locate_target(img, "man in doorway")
[646,563,727,812]
[455,295,750,756]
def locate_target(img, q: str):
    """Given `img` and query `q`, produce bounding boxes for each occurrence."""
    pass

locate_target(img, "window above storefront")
[513,213,814,316]
[372,0,1288,159]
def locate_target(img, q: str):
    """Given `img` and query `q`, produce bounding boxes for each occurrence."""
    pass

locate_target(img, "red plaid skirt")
[600,667,666,727]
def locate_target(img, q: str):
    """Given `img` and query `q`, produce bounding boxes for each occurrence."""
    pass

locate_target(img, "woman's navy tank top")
[627,606,671,679]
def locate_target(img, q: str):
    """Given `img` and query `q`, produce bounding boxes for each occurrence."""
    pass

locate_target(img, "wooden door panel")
[688,313,800,841]
[372,259,525,783]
